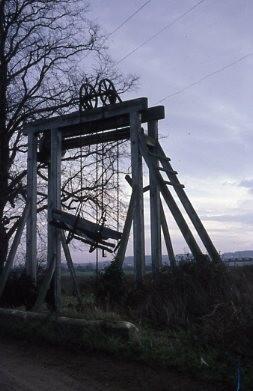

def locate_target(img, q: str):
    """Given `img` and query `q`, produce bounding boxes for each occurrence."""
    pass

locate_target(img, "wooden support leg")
[26,132,37,282]
[126,174,175,268]
[139,132,203,260]
[47,163,52,268]
[160,202,176,267]
[60,232,82,307]
[130,112,145,285]
[32,256,56,311]
[114,191,135,267]
[148,120,162,275]
[0,205,29,298]
[155,142,221,263]
[48,129,62,312]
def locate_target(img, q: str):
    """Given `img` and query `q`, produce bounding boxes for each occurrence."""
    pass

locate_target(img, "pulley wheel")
[98,79,121,106]
[79,83,98,111]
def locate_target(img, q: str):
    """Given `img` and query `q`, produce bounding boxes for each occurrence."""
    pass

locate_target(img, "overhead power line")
[106,0,152,39]
[83,1,151,61]
[156,52,253,103]
[117,0,207,64]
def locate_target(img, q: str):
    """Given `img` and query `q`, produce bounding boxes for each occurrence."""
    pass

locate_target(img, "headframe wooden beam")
[23,102,164,136]
[21,94,221,314]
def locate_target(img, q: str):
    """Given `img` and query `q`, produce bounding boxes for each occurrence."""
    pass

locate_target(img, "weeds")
[87,260,253,388]
[3,260,253,388]
[95,259,126,307]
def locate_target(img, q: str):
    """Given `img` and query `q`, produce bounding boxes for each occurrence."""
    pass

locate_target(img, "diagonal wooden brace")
[60,232,82,307]
[0,204,29,299]
[114,190,135,267]
[126,175,176,267]
[139,131,203,260]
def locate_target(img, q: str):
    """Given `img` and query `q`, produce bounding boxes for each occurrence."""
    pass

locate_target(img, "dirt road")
[0,337,226,390]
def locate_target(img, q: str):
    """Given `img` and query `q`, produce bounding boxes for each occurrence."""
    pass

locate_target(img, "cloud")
[238,179,253,195]
[202,212,253,226]
[88,0,253,253]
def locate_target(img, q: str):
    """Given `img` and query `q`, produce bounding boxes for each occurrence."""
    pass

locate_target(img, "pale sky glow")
[73,0,253,261]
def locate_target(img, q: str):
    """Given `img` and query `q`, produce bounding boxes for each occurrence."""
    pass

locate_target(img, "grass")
[2,260,253,389]
[60,299,241,388]
[60,260,253,389]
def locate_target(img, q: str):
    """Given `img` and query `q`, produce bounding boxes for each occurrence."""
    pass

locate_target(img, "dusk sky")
[75,0,253,260]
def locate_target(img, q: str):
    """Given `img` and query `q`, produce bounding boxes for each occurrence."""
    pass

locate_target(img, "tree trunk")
[0,1,10,270]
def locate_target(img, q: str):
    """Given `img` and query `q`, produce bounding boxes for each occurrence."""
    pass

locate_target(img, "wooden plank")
[26,133,37,282]
[73,235,115,253]
[23,104,164,137]
[160,202,176,267]
[23,98,148,134]
[125,175,150,193]
[51,209,122,241]
[73,234,115,248]
[48,128,62,312]
[60,232,82,306]
[60,106,165,138]
[148,120,162,274]
[130,112,145,285]
[139,132,203,260]
[155,141,221,263]
[114,191,135,267]
[38,127,131,163]
[63,127,130,149]
[0,205,29,298]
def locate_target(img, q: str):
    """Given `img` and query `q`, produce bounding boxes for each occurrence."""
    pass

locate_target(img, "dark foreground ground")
[0,337,228,391]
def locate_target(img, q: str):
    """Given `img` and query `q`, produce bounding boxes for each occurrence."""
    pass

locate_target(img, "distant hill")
[222,250,253,259]
[124,255,173,266]
[70,251,253,270]
[125,251,253,264]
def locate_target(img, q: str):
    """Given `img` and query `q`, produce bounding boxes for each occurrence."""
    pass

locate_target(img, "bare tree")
[0,0,136,270]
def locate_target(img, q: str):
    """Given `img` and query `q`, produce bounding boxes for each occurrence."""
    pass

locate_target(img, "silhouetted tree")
[0,0,136,270]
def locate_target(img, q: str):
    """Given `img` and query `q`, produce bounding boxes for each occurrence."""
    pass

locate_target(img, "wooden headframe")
[22,96,221,311]
[23,98,167,308]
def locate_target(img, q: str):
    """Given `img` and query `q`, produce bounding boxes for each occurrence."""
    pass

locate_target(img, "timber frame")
[0,96,221,312]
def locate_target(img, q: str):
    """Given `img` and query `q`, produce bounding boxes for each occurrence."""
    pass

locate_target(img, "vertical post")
[160,202,176,267]
[47,162,52,267]
[26,132,37,282]
[130,111,145,285]
[48,128,62,312]
[148,120,162,275]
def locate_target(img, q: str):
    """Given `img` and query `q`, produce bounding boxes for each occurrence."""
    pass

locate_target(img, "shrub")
[95,259,127,307]
[125,259,232,327]
[0,268,37,310]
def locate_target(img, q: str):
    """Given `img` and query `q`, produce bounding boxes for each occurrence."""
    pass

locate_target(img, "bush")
[95,259,126,307]
[0,268,37,310]
[119,260,253,362]
[125,259,232,327]
[0,265,58,311]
